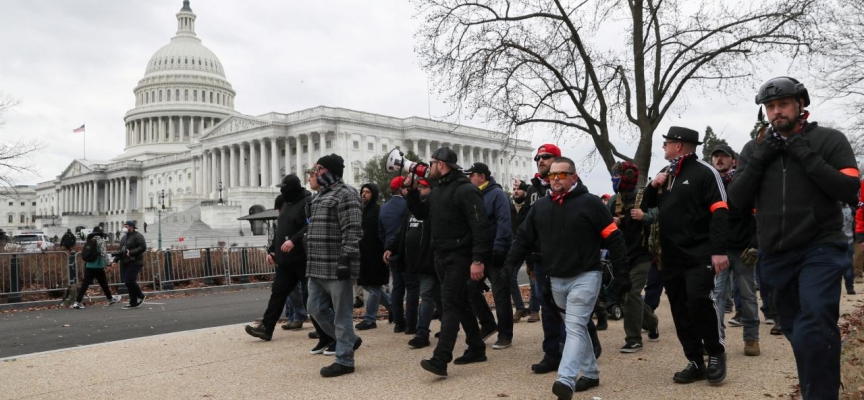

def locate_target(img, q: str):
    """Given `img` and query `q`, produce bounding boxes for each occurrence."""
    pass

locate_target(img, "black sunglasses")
[534,153,555,162]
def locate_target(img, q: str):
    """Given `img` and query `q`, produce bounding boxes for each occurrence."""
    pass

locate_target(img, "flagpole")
[83,121,86,160]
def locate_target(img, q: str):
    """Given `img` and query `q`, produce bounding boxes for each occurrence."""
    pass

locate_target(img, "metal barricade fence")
[1,246,273,303]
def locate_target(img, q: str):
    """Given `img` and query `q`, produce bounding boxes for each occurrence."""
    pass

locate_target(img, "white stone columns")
[270,137,280,185]
[250,141,259,187]
[295,138,303,181]
[125,177,131,212]
[284,138,291,177]
[102,182,108,212]
[230,145,238,187]
[258,140,268,187]
[91,181,96,212]
[220,147,228,191]
[239,144,248,187]
[192,156,199,194]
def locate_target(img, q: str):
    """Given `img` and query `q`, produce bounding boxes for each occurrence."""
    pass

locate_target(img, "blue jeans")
[361,285,392,324]
[284,281,307,322]
[756,256,778,321]
[416,272,440,337]
[307,278,358,367]
[551,271,602,390]
[533,264,565,360]
[714,251,759,341]
[391,267,419,329]
[511,264,539,312]
[761,242,846,400]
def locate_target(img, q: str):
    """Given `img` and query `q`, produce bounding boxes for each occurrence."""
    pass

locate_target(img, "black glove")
[499,263,512,282]
[492,250,507,267]
[336,256,351,280]
[615,271,632,298]
[752,134,785,167]
[784,134,811,161]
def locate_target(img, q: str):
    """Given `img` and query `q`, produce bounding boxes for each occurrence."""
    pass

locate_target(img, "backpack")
[81,238,99,262]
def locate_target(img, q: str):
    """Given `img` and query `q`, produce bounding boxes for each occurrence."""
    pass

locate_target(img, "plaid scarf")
[668,153,696,177]
[548,182,578,205]
[721,168,735,185]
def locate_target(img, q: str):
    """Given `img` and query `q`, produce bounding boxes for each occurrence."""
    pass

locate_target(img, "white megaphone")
[385,148,431,178]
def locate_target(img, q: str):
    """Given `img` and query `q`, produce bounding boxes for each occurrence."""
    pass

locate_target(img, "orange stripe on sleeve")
[600,222,617,239]
[840,168,859,178]
[710,201,728,213]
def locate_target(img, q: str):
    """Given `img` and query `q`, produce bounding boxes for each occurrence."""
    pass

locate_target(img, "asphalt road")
[0,268,531,359]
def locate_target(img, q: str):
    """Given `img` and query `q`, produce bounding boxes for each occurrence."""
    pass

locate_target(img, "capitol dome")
[117,0,236,161]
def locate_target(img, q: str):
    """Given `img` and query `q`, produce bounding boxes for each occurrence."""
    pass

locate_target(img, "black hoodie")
[358,183,389,286]
[269,175,309,275]
[388,194,435,275]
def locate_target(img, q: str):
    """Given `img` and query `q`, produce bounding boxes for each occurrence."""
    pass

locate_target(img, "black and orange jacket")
[643,156,728,269]
[730,122,859,255]
[506,181,629,279]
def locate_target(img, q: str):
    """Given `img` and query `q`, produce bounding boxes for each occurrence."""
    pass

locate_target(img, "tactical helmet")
[755,76,810,107]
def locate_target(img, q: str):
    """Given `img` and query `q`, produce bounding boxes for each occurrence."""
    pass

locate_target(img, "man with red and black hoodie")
[644,126,729,385]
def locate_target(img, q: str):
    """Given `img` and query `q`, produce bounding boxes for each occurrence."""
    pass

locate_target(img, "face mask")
[280,186,292,199]
[514,196,525,204]
[611,177,621,193]
[316,171,336,187]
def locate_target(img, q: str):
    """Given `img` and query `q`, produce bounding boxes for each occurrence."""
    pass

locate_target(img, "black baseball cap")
[710,144,737,158]
[464,162,491,178]
[431,147,461,170]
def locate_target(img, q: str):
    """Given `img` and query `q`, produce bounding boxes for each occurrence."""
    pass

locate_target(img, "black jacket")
[116,230,146,266]
[729,123,859,255]
[406,171,490,262]
[388,203,435,275]
[721,171,757,250]
[506,182,629,278]
[643,156,729,271]
[268,189,309,276]
[607,192,652,266]
[358,183,389,286]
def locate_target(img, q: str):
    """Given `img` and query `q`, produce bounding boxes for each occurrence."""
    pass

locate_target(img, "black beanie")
[316,154,345,178]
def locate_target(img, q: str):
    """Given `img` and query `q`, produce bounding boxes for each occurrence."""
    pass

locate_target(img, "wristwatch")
[472,260,483,265]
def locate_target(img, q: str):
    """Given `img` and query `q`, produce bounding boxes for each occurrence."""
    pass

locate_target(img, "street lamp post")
[217,181,224,205]
[158,190,166,250]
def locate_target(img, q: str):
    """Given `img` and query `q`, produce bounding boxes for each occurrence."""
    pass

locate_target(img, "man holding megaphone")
[403,147,491,378]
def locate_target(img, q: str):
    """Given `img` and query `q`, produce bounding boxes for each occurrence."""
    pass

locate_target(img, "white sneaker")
[72,302,84,309]
[765,318,775,325]
[109,295,121,305]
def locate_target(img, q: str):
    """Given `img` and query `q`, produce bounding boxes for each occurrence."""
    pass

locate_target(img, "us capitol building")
[2,1,534,247]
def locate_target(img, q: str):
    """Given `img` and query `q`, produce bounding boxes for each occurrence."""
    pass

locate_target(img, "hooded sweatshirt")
[358,183,389,286]
[269,175,309,275]
[479,176,512,255]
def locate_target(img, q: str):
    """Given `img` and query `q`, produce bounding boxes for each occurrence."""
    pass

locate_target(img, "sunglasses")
[547,171,573,180]
[534,153,556,162]
[662,141,681,148]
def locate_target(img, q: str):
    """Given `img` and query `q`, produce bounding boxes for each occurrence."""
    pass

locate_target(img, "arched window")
[167,90,171,101]
[217,93,221,105]
[158,90,162,102]
[145,92,149,104]
[209,92,213,103]
[176,89,180,100]
[193,90,197,102]
[184,90,188,101]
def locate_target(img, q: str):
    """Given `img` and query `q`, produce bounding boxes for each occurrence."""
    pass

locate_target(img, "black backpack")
[81,238,99,262]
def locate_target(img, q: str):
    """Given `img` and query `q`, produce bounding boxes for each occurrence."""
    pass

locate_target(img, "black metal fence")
[0,247,273,304]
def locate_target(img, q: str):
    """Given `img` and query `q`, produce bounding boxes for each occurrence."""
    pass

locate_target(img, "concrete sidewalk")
[2,292,861,400]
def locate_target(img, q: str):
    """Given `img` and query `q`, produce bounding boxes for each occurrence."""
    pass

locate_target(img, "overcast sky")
[0,0,844,195]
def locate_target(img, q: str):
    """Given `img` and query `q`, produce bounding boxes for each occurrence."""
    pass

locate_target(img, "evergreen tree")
[701,126,729,162]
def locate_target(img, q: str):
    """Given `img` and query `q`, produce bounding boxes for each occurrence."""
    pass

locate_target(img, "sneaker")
[492,337,512,350]
[323,342,337,356]
[480,326,497,340]
[848,288,857,295]
[531,356,560,374]
[648,326,660,342]
[109,295,121,305]
[282,321,303,331]
[620,342,643,353]
[404,326,417,336]
[574,376,599,392]
[744,340,760,356]
[244,324,272,341]
[310,340,334,355]
[453,351,487,365]
[308,331,320,339]
[355,320,377,330]
[138,294,146,306]
[727,312,743,327]
[353,296,364,309]
[706,353,727,384]
[420,358,448,377]
[552,381,574,400]
[320,362,354,378]
[354,337,363,351]
[527,312,540,323]
[408,336,430,349]
[71,302,84,309]
[122,302,141,309]
[673,361,707,384]
[764,318,775,325]
[770,326,783,336]
[513,309,530,323]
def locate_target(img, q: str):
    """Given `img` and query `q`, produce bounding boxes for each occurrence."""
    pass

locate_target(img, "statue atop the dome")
[181,0,192,12]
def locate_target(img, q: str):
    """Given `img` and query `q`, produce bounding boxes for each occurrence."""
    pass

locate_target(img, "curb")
[0,282,272,312]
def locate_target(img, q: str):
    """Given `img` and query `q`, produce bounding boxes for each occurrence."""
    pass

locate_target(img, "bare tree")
[414,0,818,182]
[0,93,44,193]
[812,0,864,155]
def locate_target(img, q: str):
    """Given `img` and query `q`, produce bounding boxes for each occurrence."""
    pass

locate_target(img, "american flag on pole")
[72,124,85,133]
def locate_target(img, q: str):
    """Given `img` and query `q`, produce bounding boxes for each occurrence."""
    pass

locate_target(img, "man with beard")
[244,175,320,343]
[730,77,859,398]
[510,180,540,323]
[305,154,364,378]
[607,161,660,353]
[386,177,440,348]
[406,147,490,377]
[111,221,147,309]
[465,162,513,349]
[643,126,729,385]
[355,183,393,331]
[506,157,630,398]
[709,145,761,357]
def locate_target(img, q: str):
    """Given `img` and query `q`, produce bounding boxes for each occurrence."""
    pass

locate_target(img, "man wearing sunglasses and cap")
[643,126,730,385]
[111,220,147,309]
[405,147,490,377]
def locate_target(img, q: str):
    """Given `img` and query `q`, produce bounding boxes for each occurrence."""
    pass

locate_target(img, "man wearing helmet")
[729,77,859,399]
